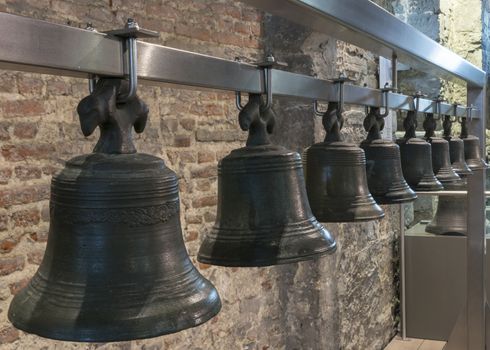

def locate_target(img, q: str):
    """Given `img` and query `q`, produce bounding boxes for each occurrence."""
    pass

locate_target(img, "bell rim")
[8,289,222,342]
[372,191,417,204]
[197,239,337,267]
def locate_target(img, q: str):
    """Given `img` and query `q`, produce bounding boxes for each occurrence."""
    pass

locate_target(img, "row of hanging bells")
[426,114,488,235]
[8,79,488,342]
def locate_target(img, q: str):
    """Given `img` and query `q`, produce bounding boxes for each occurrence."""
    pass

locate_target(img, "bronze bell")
[460,116,488,170]
[426,182,467,235]
[397,110,443,191]
[305,102,384,222]
[443,115,472,176]
[360,107,416,204]
[8,79,221,342]
[197,94,336,267]
[423,113,461,185]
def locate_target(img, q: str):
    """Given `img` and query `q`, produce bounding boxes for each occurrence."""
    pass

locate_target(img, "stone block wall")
[0,1,400,349]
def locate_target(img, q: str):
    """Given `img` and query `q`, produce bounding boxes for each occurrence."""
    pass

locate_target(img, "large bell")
[460,117,488,170]
[8,79,221,342]
[423,113,461,185]
[360,107,416,204]
[305,102,384,222]
[426,182,467,235]
[197,94,336,267]
[397,110,443,191]
[442,115,472,176]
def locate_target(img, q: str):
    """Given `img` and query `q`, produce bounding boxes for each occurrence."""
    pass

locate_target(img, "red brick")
[234,22,250,35]
[174,135,191,147]
[0,326,19,344]
[191,165,217,179]
[42,165,60,175]
[198,151,215,163]
[175,23,213,42]
[186,215,202,225]
[0,184,50,208]
[0,256,25,276]
[215,31,243,47]
[161,119,179,133]
[198,262,212,270]
[192,195,217,208]
[14,165,42,180]
[186,231,199,242]
[9,277,30,295]
[196,179,212,191]
[12,208,41,228]
[0,238,17,253]
[0,168,13,185]
[46,79,70,96]
[1,99,45,118]
[17,75,44,95]
[13,122,39,139]
[180,118,196,131]
[1,143,55,162]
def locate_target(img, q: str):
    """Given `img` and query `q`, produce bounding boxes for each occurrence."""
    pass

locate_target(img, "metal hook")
[104,18,159,102]
[379,83,394,118]
[235,54,275,112]
[333,72,350,113]
[258,54,275,112]
[450,103,458,122]
[466,105,474,122]
[433,97,443,121]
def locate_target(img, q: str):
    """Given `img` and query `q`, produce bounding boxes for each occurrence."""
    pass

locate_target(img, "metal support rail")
[0,12,480,118]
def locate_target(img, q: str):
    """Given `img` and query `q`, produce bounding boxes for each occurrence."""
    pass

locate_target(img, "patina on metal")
[397,110,443,191]
[460,116,488,170]
[360,106,416,204]
[197,94,336,267]
[443,115,472,176]
[8,78,221,342]
[305,102,384,222]
[423,113,461,186]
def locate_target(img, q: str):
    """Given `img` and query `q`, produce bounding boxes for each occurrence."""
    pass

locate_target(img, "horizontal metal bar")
[416,191,490,197]
[241,0,486,87]
[0,13,480,118]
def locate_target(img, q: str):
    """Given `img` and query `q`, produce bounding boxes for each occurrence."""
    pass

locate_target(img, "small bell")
[305,102,384,222]
[397,110,443,191]
[360,107,416,204]
[423,113,461,185]
[197,94,336,267]
[460,116,488,170]
[443,115,472,176]
[8,79,221,342]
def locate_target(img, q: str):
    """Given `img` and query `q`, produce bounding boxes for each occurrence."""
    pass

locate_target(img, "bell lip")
[396,137,429,146]
[8,295,222,342]
[425,225,466,236]
[314,208,385,222]
[197,240,337,267]
[372,191,417,205]
[410,181,444,191]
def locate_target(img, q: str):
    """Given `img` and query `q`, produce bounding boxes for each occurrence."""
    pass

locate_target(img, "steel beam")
[0,12,480,118]
[241,0,486,87]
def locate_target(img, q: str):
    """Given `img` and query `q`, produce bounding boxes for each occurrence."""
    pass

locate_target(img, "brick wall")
[0,1,399,349]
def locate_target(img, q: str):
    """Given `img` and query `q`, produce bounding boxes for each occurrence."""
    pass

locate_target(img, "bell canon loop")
[197,94,336,267]
[8,79,221,342]
[305,102,384,222]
